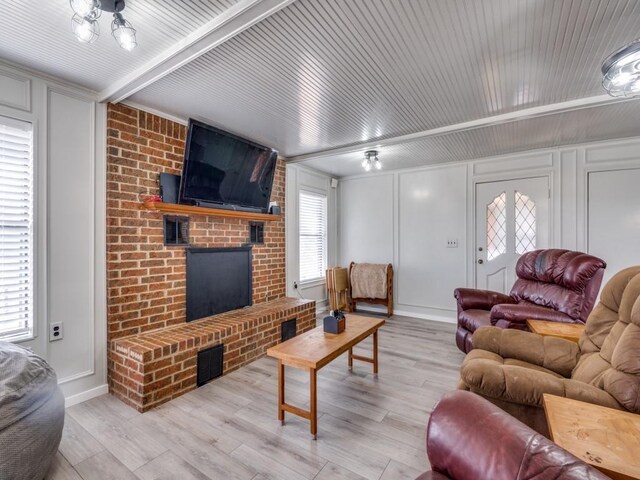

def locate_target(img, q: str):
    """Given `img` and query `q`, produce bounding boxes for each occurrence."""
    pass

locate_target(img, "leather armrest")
[454,288,515,311]
[426,391,609,480]
[490,303,575,326]
[471,327,579,377]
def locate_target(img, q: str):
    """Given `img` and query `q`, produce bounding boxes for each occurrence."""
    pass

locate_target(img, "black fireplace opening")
[281,318,297,342]
[197,344,224,386]
[186,246,252,322]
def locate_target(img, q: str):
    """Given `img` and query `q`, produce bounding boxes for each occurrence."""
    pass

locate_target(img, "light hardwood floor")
[47,314,464,480]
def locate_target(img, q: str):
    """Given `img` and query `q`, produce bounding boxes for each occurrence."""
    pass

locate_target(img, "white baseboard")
[355,305,457,324]
[64,384,109,408]
[393,308,457,324]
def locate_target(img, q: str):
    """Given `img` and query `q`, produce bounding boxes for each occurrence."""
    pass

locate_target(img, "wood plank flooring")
[47,314,464,480]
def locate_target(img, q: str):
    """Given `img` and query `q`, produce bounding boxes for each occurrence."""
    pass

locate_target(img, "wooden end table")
[526,319,585,343]
[543,394,640,479]
[266,315,384,439]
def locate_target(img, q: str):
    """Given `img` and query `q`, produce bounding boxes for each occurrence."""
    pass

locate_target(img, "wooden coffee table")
[527,319,585,343]
[543,394,640,479]
[266,314,385,439]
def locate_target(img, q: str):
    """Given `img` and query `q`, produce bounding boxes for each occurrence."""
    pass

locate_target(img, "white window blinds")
[0,116,34,341]
[299,191,327,282]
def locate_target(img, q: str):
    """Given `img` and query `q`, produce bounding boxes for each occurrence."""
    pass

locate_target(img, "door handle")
[477,259,484,264]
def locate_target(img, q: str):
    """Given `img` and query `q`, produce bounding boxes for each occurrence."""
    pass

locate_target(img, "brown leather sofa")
[416,391,609,480]
[459,266,640,435]
[454,249,606,353]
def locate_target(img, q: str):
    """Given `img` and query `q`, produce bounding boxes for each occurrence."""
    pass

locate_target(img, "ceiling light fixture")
[602,38,640,97]
[70,0,137,51]
[362,150,382,172]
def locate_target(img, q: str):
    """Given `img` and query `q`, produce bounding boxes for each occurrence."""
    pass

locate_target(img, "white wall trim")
[576,148,640,254]
[64,384,108,408]
[94,103,108,389]
[0,67,31,112]
[0,60,97,99]
[287,95,638,163]
[58,369,95,385]
[354,305,456,324]
[46,86,97,381]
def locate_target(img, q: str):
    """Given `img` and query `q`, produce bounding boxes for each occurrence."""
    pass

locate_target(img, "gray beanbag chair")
[0,341,64,480]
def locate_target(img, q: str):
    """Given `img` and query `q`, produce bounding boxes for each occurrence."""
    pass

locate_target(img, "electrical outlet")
[49,322,63,342]
[446,238,459,248]
[293,281,298,289]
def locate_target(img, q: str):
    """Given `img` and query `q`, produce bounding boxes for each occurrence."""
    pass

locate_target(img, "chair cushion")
[511,249,605,321]
[515,249,606,293]
[458,309,491,333]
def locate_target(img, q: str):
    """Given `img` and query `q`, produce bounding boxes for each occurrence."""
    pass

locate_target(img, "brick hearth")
[106,103,301,411]
[110,298,316,412]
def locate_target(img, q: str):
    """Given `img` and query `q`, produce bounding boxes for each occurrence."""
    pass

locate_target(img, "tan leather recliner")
[459,266,640,436]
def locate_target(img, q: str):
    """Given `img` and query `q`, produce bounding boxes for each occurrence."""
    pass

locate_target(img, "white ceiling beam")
[98,0,296,103]
[287,94,638,163]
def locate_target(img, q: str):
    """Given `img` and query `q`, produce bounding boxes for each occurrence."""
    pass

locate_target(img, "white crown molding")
[0,59,98,99]
[99,0,297,103]
[286,94,639,163]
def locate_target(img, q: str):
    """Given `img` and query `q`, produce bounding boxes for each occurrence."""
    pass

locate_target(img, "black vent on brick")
[163,215,189,246]
[249,222,264,244]
[197,344,224,386]
[281,318,297,342]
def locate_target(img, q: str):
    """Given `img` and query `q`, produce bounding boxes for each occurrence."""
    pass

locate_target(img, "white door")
[476,177,550,292]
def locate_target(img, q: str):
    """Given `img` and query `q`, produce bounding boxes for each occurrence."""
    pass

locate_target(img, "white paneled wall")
[0,63,106,404]
[397,166,467,316]
[339,174,394,265]
[337,137,640,322]
[588,168,640,284]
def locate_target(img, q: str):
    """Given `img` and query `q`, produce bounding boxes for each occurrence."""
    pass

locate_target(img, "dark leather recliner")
[416,391,609,480]
[454,249,606,353]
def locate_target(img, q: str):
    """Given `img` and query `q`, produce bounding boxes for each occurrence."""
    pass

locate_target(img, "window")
[515,191,536,254]
[0,116,34,341]
[299,191,327,282]
[486,192,507,261]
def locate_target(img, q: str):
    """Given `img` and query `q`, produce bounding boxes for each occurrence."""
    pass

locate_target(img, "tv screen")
[179,120,278,212]
[186,247,252,322]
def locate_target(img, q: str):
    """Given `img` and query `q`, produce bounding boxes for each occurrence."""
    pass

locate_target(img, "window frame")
[0,114,36,342]
[298,189,328,285]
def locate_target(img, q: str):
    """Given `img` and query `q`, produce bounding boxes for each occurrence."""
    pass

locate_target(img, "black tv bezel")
[178,119,279,213]
[185,246,253,322]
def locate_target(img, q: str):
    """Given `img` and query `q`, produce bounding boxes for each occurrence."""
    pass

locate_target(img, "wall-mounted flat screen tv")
[179,120,278,213]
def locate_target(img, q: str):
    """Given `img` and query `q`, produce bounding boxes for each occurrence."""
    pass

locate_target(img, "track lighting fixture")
[362,150,382,171]
[69,0,137,51]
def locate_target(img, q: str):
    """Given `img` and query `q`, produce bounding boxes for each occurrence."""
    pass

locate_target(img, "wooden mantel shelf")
[140,202,281,221]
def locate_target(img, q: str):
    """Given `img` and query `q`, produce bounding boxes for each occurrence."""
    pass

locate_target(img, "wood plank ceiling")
[1,0,640,175]
[0,0,240,91]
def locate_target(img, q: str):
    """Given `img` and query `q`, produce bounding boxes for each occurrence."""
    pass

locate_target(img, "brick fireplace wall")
[106,103,286,341]
[106,104,293,405]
